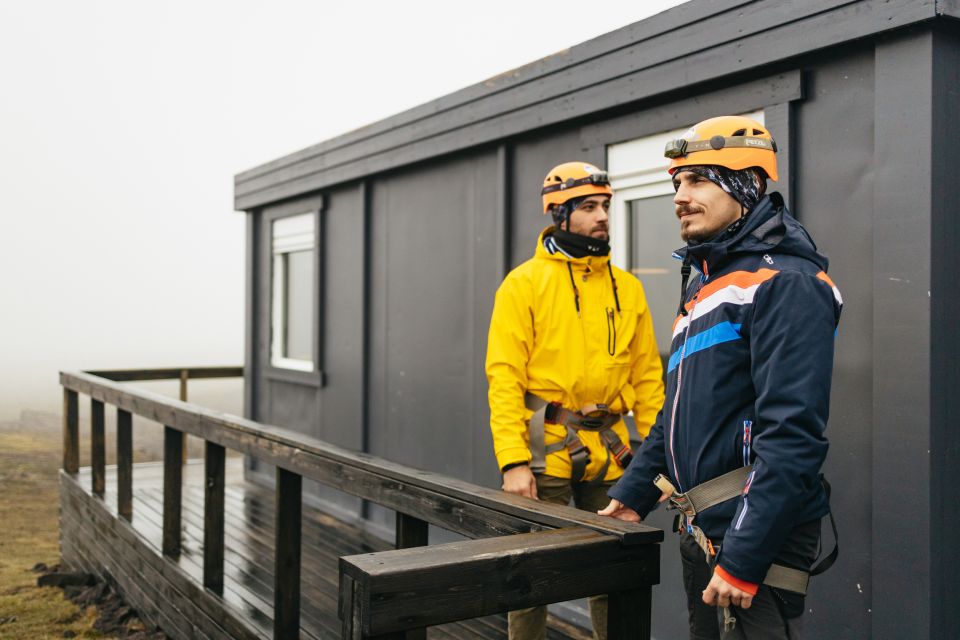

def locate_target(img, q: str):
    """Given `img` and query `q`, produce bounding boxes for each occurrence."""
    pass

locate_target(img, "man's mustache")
[676,205,703,217]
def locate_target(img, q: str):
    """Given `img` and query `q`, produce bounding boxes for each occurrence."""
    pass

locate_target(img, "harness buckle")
[578,403,612,429]
[607,438,633,467]
[543,401,563,424]
[566,439,588,457]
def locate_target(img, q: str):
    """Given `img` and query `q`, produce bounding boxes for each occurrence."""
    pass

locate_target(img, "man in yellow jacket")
[486,161,665,640]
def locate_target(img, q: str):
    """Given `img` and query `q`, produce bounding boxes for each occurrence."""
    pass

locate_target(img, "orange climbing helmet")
[541,161,613,214]
[664,115,778,181]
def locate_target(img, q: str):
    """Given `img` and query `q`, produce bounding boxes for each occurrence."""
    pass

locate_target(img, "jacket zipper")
[668,261,708,492]
[606,307,616,356]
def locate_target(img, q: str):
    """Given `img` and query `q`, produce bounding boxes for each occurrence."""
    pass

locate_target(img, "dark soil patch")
[36,564,171,639]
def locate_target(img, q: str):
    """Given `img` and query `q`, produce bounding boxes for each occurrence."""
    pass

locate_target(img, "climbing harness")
[524,393,632,485]
[654,470,839,632]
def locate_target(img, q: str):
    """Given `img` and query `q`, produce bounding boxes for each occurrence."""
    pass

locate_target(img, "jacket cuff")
[495,446,531,471]
[607,483,658,519]
[715,565,759,596]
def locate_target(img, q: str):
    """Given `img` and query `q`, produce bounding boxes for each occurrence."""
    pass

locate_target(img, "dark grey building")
[234,2,960,638]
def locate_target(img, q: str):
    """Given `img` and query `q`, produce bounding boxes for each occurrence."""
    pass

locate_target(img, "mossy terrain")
[0,423,110,639]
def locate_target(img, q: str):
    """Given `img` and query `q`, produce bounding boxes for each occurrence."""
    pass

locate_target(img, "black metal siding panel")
[319,184,364,446]
[792,45,876,639]
[367,150,501,486]
[509,127,584,269]
[244,211,258,423]
[578,71,803,151]
[312,183,365,517]
[267,377,319,434]
[235,0,939,211]
[873,31,933,640]
[929,23,960,640]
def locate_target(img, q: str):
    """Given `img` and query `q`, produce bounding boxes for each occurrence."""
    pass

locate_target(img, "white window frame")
[607,111,764,271]
[270,212,316,372]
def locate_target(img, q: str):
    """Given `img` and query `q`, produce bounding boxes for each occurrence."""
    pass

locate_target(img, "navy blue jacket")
[608,193,842,584]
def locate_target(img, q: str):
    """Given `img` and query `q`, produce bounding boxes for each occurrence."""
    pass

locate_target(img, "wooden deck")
[59,369,660,639]
[60,459,589,639]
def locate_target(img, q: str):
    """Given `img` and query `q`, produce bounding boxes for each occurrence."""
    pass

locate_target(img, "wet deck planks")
[61,460,589,639]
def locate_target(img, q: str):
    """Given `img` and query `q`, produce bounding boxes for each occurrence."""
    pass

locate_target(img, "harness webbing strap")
[657,469,834,596]
[654,466,753,517]
[524,393,626,482]
[564,425,591,485]
[528,401,549,474]
[686,466,753,515]
[763,563,810,594]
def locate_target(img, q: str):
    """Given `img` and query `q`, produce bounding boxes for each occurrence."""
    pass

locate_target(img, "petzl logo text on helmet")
[745,139,766,147]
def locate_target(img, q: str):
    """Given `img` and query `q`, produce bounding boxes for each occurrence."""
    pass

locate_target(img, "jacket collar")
[674,192,828,273]
[535,226,611,266]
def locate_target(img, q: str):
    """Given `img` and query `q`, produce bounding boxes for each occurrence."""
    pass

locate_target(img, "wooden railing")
[60,369,662,640]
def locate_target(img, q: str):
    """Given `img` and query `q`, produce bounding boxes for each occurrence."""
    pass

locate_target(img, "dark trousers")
[678,520,820,640]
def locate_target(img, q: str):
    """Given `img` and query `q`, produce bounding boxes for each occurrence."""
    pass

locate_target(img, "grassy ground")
[0,422,108,639]
[0,409,176,640]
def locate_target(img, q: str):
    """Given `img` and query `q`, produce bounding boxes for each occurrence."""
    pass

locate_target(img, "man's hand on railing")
[598,490,670,521]
[502,464,538,499]
[597,499,641,522]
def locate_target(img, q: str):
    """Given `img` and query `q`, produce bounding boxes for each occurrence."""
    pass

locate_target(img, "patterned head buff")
[550,195,588,229]
[674,165,767,213]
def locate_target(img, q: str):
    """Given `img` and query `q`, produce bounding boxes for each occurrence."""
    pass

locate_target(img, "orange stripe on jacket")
[672,268,779,331]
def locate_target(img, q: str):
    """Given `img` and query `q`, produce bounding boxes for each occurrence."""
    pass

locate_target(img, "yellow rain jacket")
[486,227,665,482]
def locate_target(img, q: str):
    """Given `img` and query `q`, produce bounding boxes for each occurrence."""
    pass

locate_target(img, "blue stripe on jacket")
[667,321,743,373]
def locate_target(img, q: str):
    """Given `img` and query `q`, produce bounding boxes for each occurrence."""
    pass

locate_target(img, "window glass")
[628,194,681,359]
[283,249,314,362]
[271,213,316,371]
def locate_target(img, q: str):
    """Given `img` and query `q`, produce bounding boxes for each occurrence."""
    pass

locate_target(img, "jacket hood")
[676,192,829,272]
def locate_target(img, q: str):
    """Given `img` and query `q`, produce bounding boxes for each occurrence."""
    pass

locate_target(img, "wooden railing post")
[608,586,652,640]
[179,369,190,464]
[395,513,428,549]
[394,514,428,640]
[62,389,79,474]
[163,426,183,556]
[204,441,226,594]
[91,399,106,496]
[274,467,302,639]
[117,408,133,520]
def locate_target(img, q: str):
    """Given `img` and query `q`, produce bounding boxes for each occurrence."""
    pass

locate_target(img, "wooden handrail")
[340,527,658,637]
[84,366,244,382]
[60,368,662,639]
[60,370,661,545]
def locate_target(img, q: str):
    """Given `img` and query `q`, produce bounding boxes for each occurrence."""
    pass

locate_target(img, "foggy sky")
[0,0,685,420]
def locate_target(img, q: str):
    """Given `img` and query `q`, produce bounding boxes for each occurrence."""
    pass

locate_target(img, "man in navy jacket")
[600,115,842,639]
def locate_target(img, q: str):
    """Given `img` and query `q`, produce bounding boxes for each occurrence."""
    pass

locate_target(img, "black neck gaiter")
[552,228,610,258]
